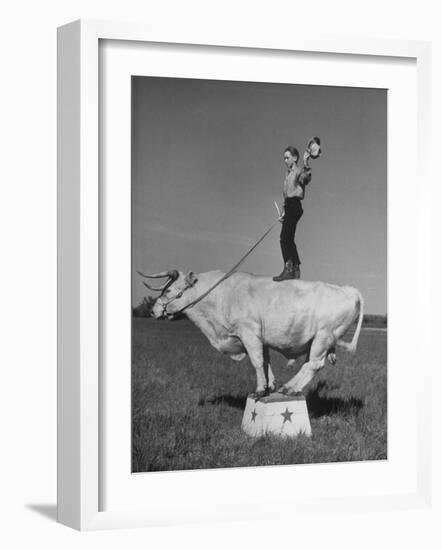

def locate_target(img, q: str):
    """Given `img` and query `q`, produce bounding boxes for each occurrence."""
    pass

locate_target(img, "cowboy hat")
[306,136,322,159]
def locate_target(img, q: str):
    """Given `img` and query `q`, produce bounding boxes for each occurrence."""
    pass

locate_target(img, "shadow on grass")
[198,394,247,409]
[198,382,364,420]
[306,381,364,418]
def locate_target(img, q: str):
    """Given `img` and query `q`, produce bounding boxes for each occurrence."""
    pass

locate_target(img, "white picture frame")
[57,19,432,531]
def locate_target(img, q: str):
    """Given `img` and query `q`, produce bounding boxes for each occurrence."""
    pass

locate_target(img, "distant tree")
[362,314,388,327]
[133,296,156,318]
[132,295,187,320]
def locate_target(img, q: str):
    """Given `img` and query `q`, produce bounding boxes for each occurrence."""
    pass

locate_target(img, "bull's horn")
[142,281,170,292]
[167,269,179,280]
[138,269,179,291]
[137,270,171,279]
[137,270,179,280]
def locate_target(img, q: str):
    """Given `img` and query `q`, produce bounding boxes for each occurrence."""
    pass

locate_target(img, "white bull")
[145,270,364,398]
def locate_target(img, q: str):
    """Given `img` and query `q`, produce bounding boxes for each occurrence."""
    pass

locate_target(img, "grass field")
[132,318,387,472]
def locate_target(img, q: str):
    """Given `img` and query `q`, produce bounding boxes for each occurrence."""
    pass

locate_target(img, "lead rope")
[176,220,278,315]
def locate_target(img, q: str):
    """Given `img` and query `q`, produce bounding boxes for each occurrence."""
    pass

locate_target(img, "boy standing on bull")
[273,137,321,282]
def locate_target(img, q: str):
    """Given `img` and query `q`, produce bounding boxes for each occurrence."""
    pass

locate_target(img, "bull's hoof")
[252,388,271,401]
[276,386,303,397]
[327,353,337,365]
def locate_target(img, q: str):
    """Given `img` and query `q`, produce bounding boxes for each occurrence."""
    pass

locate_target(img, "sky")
[131,76,387,314]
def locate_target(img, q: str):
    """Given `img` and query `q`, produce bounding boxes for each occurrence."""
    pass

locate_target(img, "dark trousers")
[280,197,303,265]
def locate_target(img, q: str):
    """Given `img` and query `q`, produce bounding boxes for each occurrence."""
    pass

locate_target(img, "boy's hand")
[274,201,283,222]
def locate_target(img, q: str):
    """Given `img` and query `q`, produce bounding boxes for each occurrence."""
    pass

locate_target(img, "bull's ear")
[186,271,198,286]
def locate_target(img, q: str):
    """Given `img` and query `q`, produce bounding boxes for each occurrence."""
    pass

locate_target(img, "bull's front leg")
[263,347,277,392]
[241,332,270,400]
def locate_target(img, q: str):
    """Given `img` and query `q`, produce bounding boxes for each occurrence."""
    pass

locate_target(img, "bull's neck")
[183,282,224,335]
[184,293,217,324]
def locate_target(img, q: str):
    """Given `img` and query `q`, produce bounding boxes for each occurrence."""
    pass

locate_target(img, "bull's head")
[137,269,199,319]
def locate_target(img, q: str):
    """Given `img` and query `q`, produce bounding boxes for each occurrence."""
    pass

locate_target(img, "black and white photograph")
[4,0,438,542]
[131,75,387,472]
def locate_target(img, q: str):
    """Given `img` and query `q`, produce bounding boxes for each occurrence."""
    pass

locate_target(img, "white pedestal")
[242,393,312,438]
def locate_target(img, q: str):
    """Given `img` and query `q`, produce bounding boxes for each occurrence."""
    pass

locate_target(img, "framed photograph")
[57,20,432,530]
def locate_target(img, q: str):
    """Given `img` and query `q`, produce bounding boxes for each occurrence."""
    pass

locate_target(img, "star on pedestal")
[281,407,293,423]
[251,409,258,422]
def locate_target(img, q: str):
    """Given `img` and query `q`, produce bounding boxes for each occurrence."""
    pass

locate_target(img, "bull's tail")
[336,290,364,353]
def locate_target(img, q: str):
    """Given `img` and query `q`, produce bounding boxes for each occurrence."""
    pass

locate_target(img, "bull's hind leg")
[279,331,332,395]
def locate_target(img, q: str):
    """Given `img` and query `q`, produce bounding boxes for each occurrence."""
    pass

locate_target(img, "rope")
[176,220,278,314]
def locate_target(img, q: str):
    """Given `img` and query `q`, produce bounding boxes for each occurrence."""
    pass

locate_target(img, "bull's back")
[222,273,358,348]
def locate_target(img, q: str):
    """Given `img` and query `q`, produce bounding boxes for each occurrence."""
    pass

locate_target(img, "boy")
[273,137,321,281]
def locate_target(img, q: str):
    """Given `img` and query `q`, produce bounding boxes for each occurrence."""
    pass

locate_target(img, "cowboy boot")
[293,263,301,279]
[273,259,295,282]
